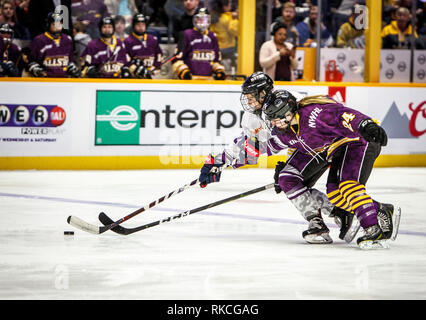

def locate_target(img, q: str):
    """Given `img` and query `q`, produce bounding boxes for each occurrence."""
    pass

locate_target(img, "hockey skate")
[302,216,333,244]
[357,224,389,250]
[330,207,360,243]
[376,202,401,241]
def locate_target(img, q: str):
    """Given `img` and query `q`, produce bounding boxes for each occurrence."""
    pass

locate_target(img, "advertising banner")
[0,80,425,169]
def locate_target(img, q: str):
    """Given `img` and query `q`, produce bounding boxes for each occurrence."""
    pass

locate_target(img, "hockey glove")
[67,62,81,78]
[0,61,18,77]
[273,161,286,194]
[213,70,226,80]
[121,66,131,78]
[244,137,260,165]
[85,65,99,78]
[28,62,47,77]
[199,155,223,188]
[134,65,152,79]
[358,119,388,146]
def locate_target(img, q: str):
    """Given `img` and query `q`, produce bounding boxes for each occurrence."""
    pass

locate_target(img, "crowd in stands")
[0,0,425,79]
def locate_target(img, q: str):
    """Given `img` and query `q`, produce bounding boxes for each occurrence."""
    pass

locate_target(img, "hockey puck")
[64,231,74,235]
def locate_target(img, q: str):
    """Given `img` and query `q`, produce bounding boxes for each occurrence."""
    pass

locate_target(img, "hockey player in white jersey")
[198,71,360,244]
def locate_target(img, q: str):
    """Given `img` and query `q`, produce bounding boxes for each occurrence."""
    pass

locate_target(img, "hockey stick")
[98,182,275,235]
[67,165,229,234]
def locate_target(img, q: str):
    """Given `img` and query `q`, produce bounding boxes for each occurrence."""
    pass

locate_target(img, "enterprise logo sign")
[95,91,140,145]
[96,105,139,131]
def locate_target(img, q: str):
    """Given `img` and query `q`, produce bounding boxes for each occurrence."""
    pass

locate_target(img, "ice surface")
[0,168,425,300]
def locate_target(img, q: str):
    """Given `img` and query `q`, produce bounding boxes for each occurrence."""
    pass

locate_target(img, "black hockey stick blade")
[99,183,275,235]
[98,212,129,234]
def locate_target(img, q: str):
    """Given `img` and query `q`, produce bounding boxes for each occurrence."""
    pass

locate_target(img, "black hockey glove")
[85,65,99,78]
[67,62,81,78]
[213,70,226,80]
[0,61,18,77]
[199,154,223,188]
[28,62,47,77]
[358,119,388,146]
[121,66,131,78]
[274,161,286,194]
[134,65,152,79]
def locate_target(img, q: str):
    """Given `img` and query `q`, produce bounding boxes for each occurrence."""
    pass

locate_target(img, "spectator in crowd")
[336,3,366,48]
[209,0,238,70]
[0,23,21,76]
[72,0,110,39]
[73,21,91,69]
[27,0,72,39]
[273,1,299,46]
[172,0,199,43]
[328,0,357,40]
[125,13,163,78]
[259,22,298,81]
[296,5,334,47]
[381,6,421,49]
[104,0,138,19]
[114,15,129,41]
[28,12,79,78]
[14,0,31,32]
[171,7,226,80]
[0,0,30,40]
[81,16,131,78]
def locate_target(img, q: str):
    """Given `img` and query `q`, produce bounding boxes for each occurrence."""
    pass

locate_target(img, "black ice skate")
[302,216,333,244]
[331,207,360,243]
[376,202,401,240]
[357,224,389,250]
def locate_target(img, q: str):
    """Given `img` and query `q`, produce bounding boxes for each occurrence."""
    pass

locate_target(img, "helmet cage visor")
[193,14,211,32]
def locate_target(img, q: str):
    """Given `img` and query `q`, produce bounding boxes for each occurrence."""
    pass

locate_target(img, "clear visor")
[194,14,211,31]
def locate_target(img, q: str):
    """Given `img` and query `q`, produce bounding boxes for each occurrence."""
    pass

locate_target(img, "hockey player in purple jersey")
[125,13,163,79]
[81,17,131,79]
[171,7,226,80]
[0,23,21,77]
[28,12,79,78]
[198,72,359,245]
[261,90,400,249]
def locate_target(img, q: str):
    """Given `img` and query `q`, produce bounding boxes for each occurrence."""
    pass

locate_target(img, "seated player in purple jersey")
[171,7,226,80]
[261,91,400,249]
[28,12,80,78]
[81,17,131,79]
[198,72,359,245]
[0,23,21,77]
[125,13,163,79]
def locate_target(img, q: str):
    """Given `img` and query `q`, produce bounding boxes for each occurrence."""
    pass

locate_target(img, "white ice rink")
[0,167,426,300]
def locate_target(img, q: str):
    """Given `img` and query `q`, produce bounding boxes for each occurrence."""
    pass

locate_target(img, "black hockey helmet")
[0,23,14,43]
[262,90,298,121]
[99,16,115,38]
[240,72,274,112]
[132,13,147,27]
[99,16,115,31]
[193,7,211,32]
[45,12,63,37]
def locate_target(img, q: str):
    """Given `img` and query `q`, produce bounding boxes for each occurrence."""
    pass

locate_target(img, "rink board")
[0,78,425,169]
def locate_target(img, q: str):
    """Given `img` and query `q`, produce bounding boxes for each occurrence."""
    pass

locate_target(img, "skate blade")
[304,233,333,244]
[358,239,390,250]
[343,217,361,244]
[391,206,401,241]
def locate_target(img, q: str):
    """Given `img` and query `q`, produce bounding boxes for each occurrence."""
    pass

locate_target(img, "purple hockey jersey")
[1,41,21,64]
[267,102,370,159]
[82,36,130,78]
[124,33,163,69]
[179,28,221,76]
[30,32,74,77]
